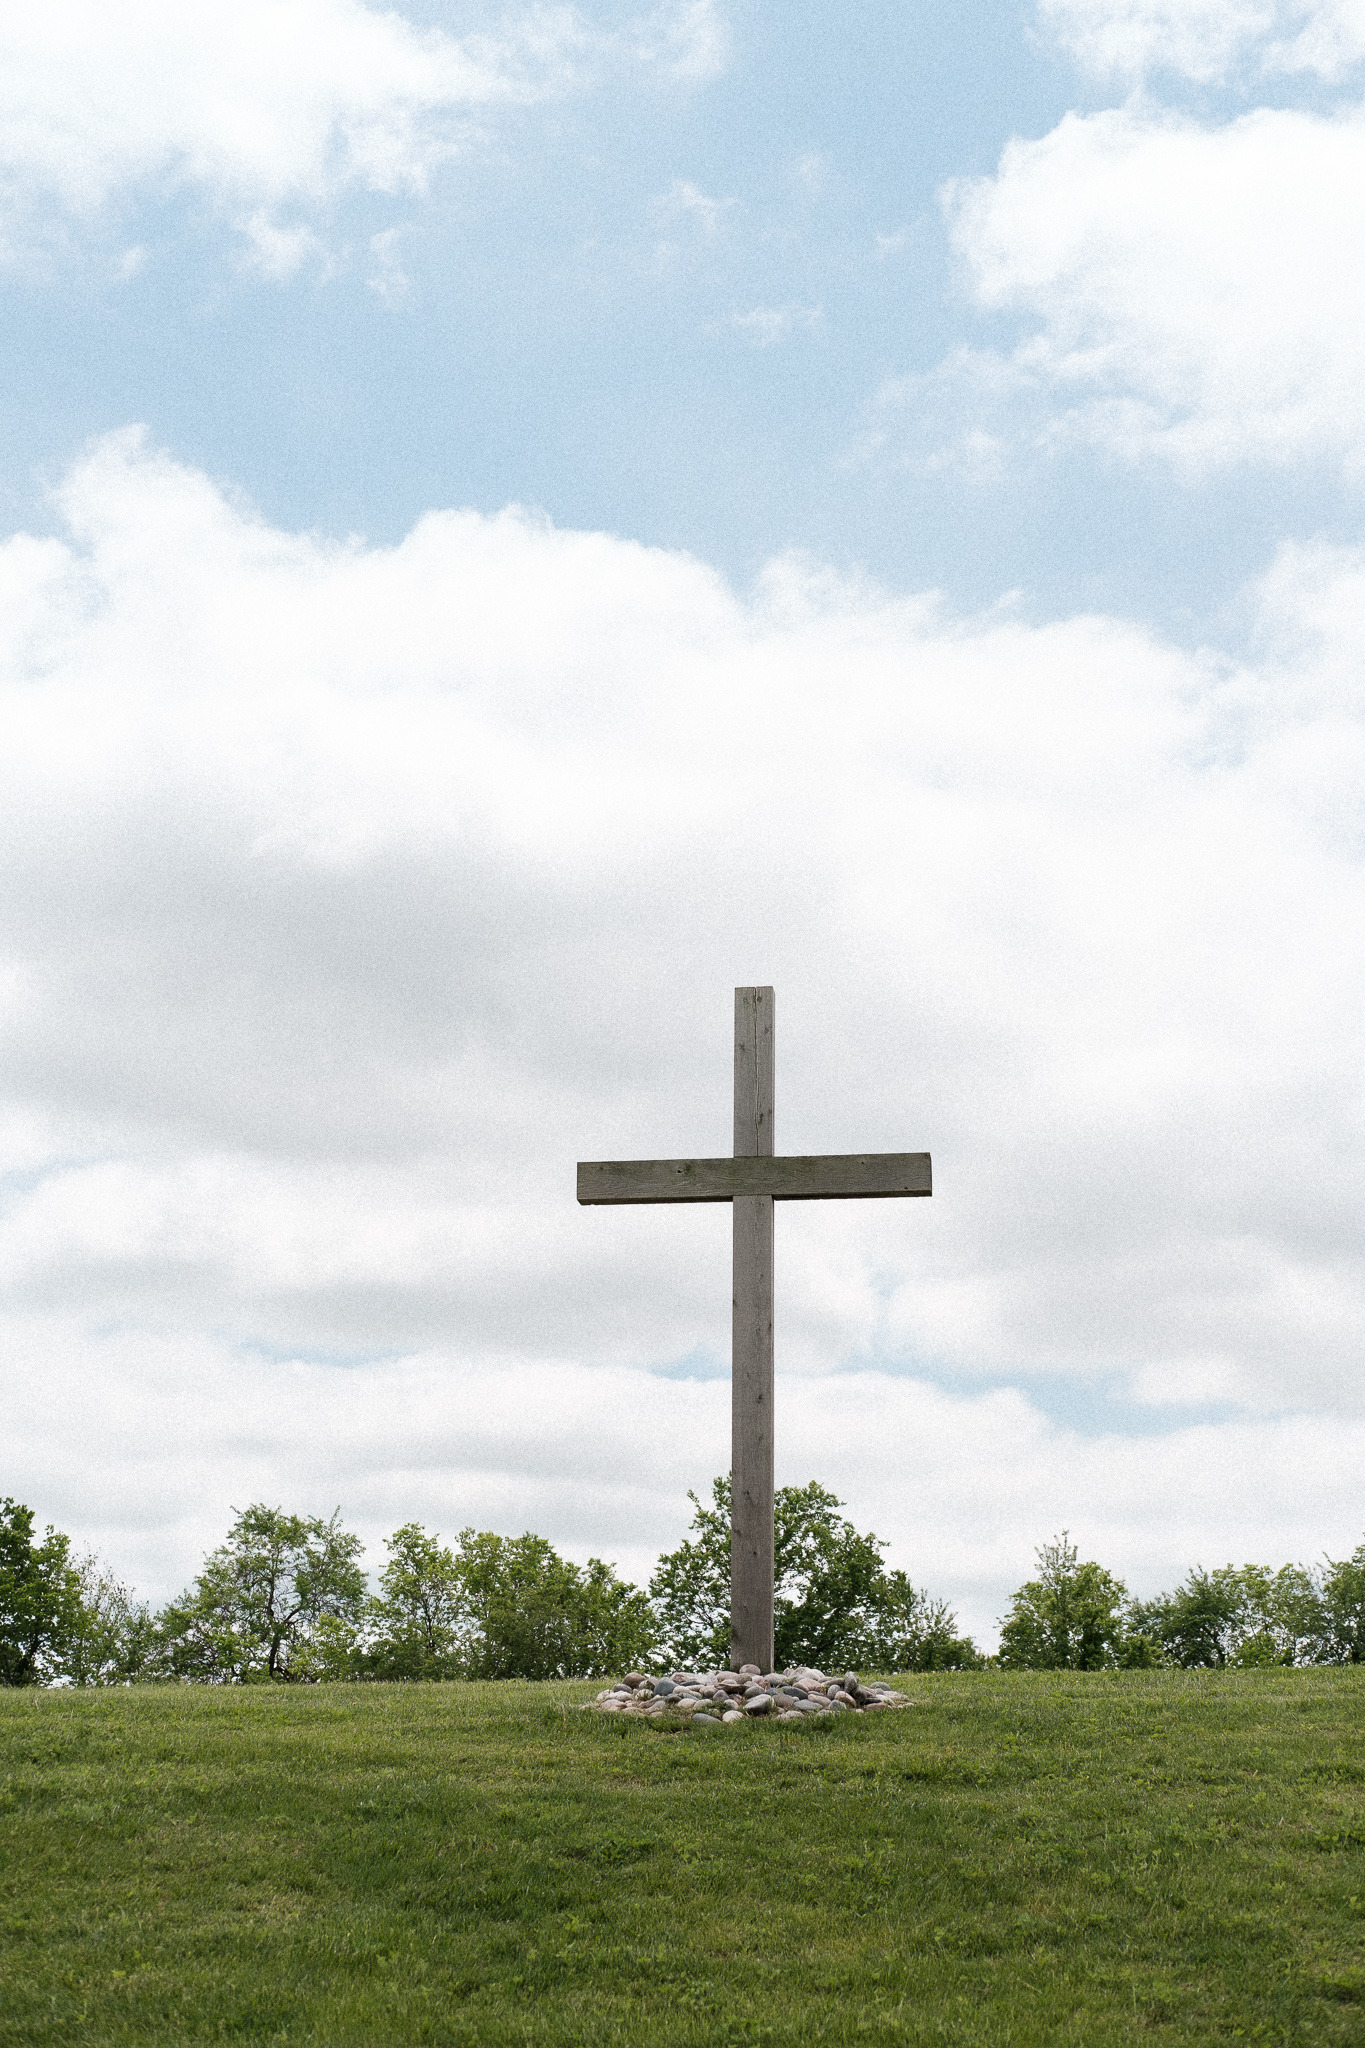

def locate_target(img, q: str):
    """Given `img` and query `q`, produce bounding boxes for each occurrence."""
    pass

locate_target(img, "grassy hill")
[2,1669,1363,2044]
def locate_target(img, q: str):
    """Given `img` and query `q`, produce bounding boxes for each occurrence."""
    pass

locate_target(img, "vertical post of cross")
[731,984,775,1673]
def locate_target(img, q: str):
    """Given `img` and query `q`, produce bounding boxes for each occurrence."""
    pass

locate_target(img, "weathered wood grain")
[734,985,774,1160]
[576,1152,932,1205]
[731,1191,774,1674]
[730,987,776,1673]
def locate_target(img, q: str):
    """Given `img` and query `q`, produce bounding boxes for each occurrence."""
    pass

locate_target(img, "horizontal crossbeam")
[577,1152,931,1205]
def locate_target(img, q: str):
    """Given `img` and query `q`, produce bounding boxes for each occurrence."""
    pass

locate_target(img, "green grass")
[2,1671,1363,2045]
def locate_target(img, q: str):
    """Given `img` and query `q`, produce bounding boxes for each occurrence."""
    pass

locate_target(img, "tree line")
[997,1530,1365,1670]
[3,1486,1363,1685]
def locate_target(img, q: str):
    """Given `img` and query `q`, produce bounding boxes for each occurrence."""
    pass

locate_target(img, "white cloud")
[241,211,331,282]
[630,0,730,81]
[1039,0,1365,83]
[366,223,413,303]
[6,430,1365,1627]
[653,176,735,238]
[0,0,549,225]
[11,1321,1365,1644]
[0,0,726,269]
[792,151,830,195]
[933,101,1365,473]
[723,303,823,345]
[648,176,736,276]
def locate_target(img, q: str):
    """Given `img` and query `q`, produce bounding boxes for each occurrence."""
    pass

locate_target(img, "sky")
[4,0,1365,1650]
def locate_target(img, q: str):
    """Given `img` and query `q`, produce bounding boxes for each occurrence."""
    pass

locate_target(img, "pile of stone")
[586,1661,910,1724]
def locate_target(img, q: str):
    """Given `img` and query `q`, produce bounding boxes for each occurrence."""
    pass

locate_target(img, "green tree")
[649,1477,979,1671]
[1129,1562,1326,1668]
[0,1499,85,1686]
[649,1481,731,1666]
[1318,1541,1365,1663]
[1116,1629,1164,1669]
[997,1533,1127,1670]
[456,1531,654,1680]
[1128,1568,1238,1668]
[157,1505,366,1682]
[61,1554,158,1686]
[1238,1563,1325,1666]
[362,1522,476,1680]
[359,1524,654,1681]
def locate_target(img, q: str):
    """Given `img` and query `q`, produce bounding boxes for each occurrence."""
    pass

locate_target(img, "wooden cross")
[578,986,931,1672]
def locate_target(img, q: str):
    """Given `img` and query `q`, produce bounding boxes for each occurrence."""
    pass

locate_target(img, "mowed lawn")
[2,1671,1364,2045]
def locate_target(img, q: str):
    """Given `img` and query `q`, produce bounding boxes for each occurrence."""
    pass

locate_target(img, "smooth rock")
[584,1664,910,1721]
[692,1712,722,1726]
